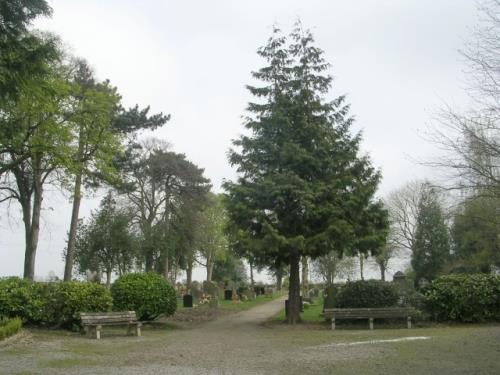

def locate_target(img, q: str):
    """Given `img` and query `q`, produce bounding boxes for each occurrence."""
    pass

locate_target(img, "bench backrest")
[80,311,137,325]
[324,307,416,319]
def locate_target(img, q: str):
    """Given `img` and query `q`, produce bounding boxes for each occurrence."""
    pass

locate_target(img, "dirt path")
[1,298,499,374]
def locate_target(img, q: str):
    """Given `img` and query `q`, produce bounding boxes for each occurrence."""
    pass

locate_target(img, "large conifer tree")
[224,24,386,324]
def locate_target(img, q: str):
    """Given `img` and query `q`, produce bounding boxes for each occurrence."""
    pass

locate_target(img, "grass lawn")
[273,296,324,322]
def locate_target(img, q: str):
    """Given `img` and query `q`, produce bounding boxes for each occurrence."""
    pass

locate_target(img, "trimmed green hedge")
[334,280,399,308]
[42,281,113,328]
[0,277,45,323]
[0,277,112,328]
[0,317,22,340]
[111,273,176,321]
[422,274,500,322]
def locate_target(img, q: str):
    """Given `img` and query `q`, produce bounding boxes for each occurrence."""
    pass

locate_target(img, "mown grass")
[273,296,324,322]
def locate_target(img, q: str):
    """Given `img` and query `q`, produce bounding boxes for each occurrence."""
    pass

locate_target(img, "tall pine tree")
[224,24,385,324]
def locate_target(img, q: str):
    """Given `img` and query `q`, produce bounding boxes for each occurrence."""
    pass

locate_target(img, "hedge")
[0,318,22,340]
[42,281,113,328]
[422,273,500,322]
[0,277,45,323]
[111,273,176,321]
[334,280,399,308]
[0,278,112,328]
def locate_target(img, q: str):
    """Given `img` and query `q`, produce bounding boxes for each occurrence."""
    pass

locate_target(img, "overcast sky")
[0,0,478,281]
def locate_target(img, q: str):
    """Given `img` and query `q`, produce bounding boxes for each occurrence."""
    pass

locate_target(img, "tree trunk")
[23,158,43,280]
[379,263,386,281]
[249,261,254,286]
[276,267,283,291]
[301,256,309,296]
[359,254,365,281]
[186,262,193,289]
[163,256,169,279]
[64,170,83,281]
[206,260,213,281]
[286,253,301,324]
[106,269,111,288]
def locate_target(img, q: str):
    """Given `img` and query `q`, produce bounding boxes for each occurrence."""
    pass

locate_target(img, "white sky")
[0,0,478,282]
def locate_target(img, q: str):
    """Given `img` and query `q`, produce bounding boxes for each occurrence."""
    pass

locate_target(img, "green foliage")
[0,277,44,323]
[0,0,57,99]
[212,252,248,285]
[73,193,138,284]
[224,23,387,322]
[0,317,22,340]
[42,281,112,328]
[0,278,112,328]
[451,196,500,272]
[335,280,399,308]
[111,273,176,321]
[422,274,500,322]
[412,189,450,286]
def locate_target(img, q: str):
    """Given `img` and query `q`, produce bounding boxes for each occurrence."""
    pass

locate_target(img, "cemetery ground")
[0,296,499,375]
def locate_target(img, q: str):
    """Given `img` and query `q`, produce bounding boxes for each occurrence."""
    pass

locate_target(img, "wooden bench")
[323,307,416,330]
[80,311,141,340]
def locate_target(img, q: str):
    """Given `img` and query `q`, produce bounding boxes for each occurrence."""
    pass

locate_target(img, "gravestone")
[183,294,193,308]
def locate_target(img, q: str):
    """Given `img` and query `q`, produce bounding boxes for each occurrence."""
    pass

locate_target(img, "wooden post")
[331,317,336,330]
[407,316,412,329]
[369,318,374,330]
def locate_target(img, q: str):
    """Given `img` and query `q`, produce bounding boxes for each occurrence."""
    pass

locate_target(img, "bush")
[111,273,176,321]
[43,281,113,328]
[422,274,500,322]
[0,277,45,323]
[335,280,399,308]
[0,278,112,329]
[0,317,22,340]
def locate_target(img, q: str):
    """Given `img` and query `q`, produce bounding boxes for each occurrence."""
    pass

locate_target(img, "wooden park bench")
[80,311,141,340]
[323,307,416,330]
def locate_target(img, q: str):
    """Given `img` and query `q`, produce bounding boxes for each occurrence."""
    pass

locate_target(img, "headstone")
[183,294,193,308]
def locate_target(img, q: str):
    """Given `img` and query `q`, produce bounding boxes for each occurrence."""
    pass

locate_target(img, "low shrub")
[0,317,22,340]
[43,281,113,328]
[335,280,399,308]
[111,273,176,321]
[422,273,500,322]
[0,277,45,323]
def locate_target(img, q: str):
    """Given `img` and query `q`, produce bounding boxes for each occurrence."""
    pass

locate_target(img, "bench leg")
[369,318,374,330]
[407,316,412,329]
[331,318,336,330]
[136,323,142,337]
[95,325,102,340]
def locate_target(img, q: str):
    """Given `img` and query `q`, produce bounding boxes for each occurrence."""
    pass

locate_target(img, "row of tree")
[0,0,230,284]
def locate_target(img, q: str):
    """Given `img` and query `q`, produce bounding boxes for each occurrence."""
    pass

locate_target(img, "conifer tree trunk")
[287,253,301,324]
[301,257,309,296]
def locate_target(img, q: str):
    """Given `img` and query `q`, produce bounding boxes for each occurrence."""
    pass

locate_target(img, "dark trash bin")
[224,289,233,300]
[183,294,193,308]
